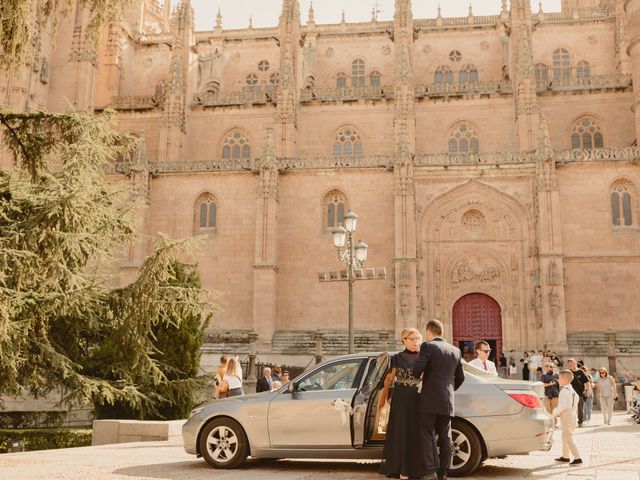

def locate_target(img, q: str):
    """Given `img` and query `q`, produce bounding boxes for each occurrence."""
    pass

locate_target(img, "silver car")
[183,352,553,477]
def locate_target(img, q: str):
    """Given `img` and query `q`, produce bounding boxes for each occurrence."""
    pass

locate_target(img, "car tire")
[447,419,482,477]
[199,417,249,469]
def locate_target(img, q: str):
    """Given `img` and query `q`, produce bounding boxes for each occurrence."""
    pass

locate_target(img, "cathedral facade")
[2,0,640,370]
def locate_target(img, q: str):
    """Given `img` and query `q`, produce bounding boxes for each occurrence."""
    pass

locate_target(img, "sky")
[179,0,563,31]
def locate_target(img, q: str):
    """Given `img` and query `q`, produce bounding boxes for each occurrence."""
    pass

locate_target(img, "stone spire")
[248,15,253,29]
[215,7,222,31]
[341,9,346,23]
[307,1,315,24]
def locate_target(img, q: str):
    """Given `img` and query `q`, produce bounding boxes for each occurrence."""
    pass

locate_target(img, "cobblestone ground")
[1,412,638,480]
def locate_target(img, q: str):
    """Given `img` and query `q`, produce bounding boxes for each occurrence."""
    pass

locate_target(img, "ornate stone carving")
[547,261,560,286]
[451,257,500,285]
[257,126,279,199]
[461,209,487,233]
[549,289,561,317]
[382,45,391,55]
[325,47,334,57]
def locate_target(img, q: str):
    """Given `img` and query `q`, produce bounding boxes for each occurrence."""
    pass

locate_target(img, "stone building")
[2,0,640,371]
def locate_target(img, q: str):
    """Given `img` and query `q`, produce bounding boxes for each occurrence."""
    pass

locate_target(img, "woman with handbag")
[581,366,594,425]
[221,358,244,397]
[379,328,425,480]
[596,367,617,425]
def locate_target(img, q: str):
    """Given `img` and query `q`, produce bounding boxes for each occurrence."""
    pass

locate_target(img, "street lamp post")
[332,211,368,354]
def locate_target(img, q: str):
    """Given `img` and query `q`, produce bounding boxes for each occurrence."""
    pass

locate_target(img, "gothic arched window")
[370,70,382,88]
[535,63,548,82]
[195,193,218,233]
[324,190,348,230]
[333,127,363,159]
[576,61,590,81]
[222,130,252,160]
[570,117,604,149]
[459,65,478,83]
[352,59,366,87]
[336,72,347,89]
[435,66,453,84]
[610,180,635,227]
[448,122,479,155]
[552,48,570,80]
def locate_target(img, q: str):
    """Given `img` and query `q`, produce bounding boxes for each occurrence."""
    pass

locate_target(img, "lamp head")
[355,241,368,262]
[343,211,358,232]
[332,226,347,248]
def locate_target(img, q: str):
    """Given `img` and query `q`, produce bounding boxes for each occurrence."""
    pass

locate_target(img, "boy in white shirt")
[553,369,583,465]
[468,340,498,375]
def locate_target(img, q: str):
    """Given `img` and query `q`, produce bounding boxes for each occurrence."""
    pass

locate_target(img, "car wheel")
[447,419,482,477]
[199,418,249,469]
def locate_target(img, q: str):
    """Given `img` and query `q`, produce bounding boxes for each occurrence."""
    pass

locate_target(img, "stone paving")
[1,412,638,480]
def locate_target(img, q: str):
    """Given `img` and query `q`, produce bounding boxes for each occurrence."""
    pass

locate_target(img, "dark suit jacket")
[412,337,465,416]
[256,376,272,393]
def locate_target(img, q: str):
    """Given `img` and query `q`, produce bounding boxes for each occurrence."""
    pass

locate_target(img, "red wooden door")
[452,293,502,365]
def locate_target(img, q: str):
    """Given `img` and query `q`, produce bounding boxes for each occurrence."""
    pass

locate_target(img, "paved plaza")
[1,412,638,480]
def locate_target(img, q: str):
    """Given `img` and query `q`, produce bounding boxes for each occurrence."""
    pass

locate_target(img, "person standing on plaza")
[413,319,465,480]
[508,350,518,378]
[520,351,530,380]
[499,351,507,378]
[531,350,544,381]
[221,357,244,397]
[256,367,273,393]
[281,371,290,385]
[553,370,583,465]
[468,341,498,375]
[596,367,618,425]
[379,328,425,480]
[541,362,560,427]
[271,364,283,382]
[213,355,228,399]
[567,358,589,427]
[581,366,594,426]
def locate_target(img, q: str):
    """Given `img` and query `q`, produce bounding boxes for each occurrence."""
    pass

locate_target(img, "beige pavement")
[1,412,638,480]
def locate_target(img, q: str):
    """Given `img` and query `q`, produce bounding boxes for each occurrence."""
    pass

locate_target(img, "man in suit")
[413,319,465,480]
[256,367,273,393]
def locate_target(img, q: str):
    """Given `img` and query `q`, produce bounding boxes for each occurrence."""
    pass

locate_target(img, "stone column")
[625,0,640,140]
[392,0,418,337]
[252,127,279,348]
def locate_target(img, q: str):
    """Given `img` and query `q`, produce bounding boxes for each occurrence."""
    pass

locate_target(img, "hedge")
[0,428,92,453]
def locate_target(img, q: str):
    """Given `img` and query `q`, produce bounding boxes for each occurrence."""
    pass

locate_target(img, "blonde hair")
[599,367,609,377]
[401,328,422,340]
[559,369,574,382]
[226,358,238,377]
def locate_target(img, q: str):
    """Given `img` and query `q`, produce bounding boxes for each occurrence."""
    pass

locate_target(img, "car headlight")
[189,406,205,417]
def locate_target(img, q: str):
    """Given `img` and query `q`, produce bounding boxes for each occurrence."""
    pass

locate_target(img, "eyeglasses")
[599,371,606,375]
[404,336,421,342]
[480,349,491,353]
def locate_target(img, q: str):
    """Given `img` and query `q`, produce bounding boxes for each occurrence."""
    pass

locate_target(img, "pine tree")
[0,110,214,413]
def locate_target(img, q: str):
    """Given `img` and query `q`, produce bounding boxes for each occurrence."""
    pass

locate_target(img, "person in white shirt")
[553,370,582,465]
[468,341,498,375]
[530,351,544,380]
[221,358,244,397]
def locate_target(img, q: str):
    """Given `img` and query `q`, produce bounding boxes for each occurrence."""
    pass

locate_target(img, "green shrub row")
[0,411,67,429]
[0,428,92,453]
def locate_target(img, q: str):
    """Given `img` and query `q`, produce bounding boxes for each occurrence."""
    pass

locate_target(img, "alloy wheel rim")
[449,428,471,470]
[207,426,238,462]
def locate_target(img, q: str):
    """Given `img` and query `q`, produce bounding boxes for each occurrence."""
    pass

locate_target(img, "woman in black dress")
[380,328,425,480]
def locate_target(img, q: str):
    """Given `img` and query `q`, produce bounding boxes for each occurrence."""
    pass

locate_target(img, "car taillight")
[507,392,543,409]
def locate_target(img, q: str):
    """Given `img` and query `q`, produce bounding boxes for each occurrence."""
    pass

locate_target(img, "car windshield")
[462,360,498,377]
[298,360,363,391]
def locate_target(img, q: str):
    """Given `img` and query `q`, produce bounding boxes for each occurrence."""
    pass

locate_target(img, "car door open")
[351,352,389,448]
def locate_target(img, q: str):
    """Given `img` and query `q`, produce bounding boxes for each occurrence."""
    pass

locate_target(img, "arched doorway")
[452,293,502,365]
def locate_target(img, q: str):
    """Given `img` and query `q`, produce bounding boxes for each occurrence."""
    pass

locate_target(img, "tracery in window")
[459,65,478,83]
[435,66,453,84]
[552,48,570,80]
[336,72,347,89]
[448,122,479,155]
[333,128,363,159]
[352,59,366,87]
[324,190,348,230]
[269,73,280,86]
[535,63,548,82]
[370,70,382,88]
[258,60,270,72]
[449,50,462,62]
[222,131,252,160]
[245,73,258,86]
[610,180,635,227]
[195,193,218,233]
[576,60,590,80]
[570,117,603,150]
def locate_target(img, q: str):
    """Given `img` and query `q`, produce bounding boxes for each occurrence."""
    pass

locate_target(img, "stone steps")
[567,331,640,355]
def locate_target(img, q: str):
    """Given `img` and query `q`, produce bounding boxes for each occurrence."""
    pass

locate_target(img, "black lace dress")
[380,350,426,478]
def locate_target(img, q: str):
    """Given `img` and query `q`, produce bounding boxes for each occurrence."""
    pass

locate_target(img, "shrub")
[0,428,92,453]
